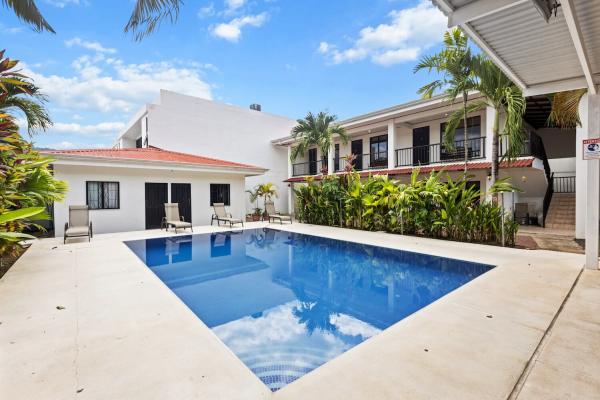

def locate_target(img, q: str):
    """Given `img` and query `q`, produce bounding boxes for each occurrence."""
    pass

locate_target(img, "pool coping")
[0,222,584,400]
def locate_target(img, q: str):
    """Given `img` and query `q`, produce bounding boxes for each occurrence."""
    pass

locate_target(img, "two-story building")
[274,93,575,230]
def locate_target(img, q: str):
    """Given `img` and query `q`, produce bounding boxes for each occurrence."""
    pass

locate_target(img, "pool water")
[125,228,492,391]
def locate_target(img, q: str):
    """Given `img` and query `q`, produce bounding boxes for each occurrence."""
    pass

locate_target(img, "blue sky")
[2,0,448,149]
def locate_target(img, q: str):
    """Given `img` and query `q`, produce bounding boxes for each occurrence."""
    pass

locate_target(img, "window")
[135,137,143,148]
[210,184,230,206]
[86,181,119,210]
[440,116,482,161]
[370,134,388,167]
[440,116,481,142]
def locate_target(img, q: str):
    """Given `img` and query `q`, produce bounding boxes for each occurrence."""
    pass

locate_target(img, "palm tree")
[471,55,526,186]
[0,51,51,135]
[414,28,478,174]
[1,0,182,41]
[256,182,278,210]
[290,111,348,174]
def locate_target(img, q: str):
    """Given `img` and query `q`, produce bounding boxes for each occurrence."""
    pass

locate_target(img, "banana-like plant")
[294,170,519,246]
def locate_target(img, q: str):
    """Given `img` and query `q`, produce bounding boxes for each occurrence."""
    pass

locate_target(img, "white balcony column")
[584,93,600,270]
[484,106,495,162]
[327,142,334,175]
[387,120,396,170]
[576,96,588,240]
[287,146,294,214]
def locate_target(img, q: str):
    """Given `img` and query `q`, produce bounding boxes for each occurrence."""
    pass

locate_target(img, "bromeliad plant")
[294,170,520,247]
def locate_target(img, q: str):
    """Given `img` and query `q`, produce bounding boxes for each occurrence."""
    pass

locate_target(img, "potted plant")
[246,188,263,221]
[256,183,278,219]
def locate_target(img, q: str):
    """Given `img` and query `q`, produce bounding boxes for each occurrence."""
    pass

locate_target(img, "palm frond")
[548,89,586,129]
[1,0,54,33]
[125,0,182,41]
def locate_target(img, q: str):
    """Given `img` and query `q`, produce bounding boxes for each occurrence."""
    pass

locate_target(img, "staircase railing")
[542,172,554,228]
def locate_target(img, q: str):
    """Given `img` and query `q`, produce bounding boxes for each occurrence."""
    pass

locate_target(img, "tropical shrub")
[0,52,67,259]
[294,170,519,247]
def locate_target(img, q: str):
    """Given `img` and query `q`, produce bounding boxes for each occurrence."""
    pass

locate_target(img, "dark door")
[171,183,192,223]
[308,148,317,175]
[412,127,430,165]
[145,182,168,229]
[351,139,363,170]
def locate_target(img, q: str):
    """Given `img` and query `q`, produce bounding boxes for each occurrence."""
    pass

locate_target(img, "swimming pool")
[125,228,492,391]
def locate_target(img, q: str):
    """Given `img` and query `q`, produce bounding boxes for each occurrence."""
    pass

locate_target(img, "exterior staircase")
[545,193,575,231]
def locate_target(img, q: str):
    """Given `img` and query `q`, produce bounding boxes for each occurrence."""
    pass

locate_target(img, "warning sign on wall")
[583,138,600,160]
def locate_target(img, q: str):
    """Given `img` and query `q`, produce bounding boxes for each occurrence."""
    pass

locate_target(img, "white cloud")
[24,56,213,114]
[65,37,116,54]
[52,122,126,137]
[198,3,215,18]
[43,0,82,7]
[318,0,446,66]
[0,23,23,34]
[225,0,246,11]
[46,141,75,149]
[211,12,268,42]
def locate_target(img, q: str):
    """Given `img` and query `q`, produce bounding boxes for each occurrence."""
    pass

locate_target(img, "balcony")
[291,159,324,177]
[395,137,486,167]
[334,152,389,173]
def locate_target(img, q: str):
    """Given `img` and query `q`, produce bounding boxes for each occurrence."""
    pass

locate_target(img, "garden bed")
[0,245,27,279]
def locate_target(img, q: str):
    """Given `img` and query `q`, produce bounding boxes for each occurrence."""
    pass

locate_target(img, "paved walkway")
[517,225,584,254]
[515,269,600,400]
[0,223,594,399]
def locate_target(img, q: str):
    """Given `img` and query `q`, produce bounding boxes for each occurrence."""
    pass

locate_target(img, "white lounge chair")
[163,203,193,233]
[64,205,92,243]
[265,201,292,224]
[211,203,244,227]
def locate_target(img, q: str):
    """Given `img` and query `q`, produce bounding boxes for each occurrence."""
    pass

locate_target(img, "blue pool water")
[125,228,492,391]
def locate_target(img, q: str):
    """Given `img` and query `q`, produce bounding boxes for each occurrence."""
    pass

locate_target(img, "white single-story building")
[42,147,267,237]
[114,90,297,214]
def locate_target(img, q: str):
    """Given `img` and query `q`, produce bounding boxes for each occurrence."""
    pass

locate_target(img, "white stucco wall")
[53,164,246,237]
[136,90,296,213]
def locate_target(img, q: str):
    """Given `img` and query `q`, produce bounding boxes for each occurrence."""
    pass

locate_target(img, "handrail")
[335,152,388,172]
[395,137,486,167]
[291,159,324,177]
[542,172,554,227]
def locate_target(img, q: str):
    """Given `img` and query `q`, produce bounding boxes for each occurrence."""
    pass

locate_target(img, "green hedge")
[294,170,519,247]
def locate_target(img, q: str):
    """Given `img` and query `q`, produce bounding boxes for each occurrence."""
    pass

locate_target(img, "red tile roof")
[284,158,535,183]
[42,146,265,170]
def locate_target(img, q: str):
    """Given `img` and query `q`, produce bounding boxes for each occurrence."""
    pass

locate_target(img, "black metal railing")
[334,152,389,172]
[292,159,324,176]
[542,173,554,228]
[553,176,576,193]
[395,137,486,167]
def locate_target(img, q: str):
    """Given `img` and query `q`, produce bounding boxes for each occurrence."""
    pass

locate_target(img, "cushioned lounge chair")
[64,205,92,244]
[163,203,193,233]
[265,201,292,224]
[211,203,244,227]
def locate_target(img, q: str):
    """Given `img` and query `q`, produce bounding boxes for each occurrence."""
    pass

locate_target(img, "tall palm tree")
[0,51,51,135]
[1,0,182,41]
[290,111,349,173]
[414,28,478,174]
[471,55,526,186]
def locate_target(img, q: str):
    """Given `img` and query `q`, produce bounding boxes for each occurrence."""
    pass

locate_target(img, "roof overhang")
[45,153,268,177]
[431,0,600,96]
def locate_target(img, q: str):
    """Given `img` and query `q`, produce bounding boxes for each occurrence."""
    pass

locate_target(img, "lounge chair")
[211,203,244,227]
[64,205,92,244]
[265,201,293,224]
[163,203,193,233]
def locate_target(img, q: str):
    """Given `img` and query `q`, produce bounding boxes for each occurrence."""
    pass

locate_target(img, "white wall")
[53,164,246,237]
[141,90,296,213]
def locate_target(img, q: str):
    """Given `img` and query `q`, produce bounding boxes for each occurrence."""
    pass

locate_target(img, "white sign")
[583,138,600,160]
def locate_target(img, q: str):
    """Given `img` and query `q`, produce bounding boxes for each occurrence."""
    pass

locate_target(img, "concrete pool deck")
[0,222,596,399]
